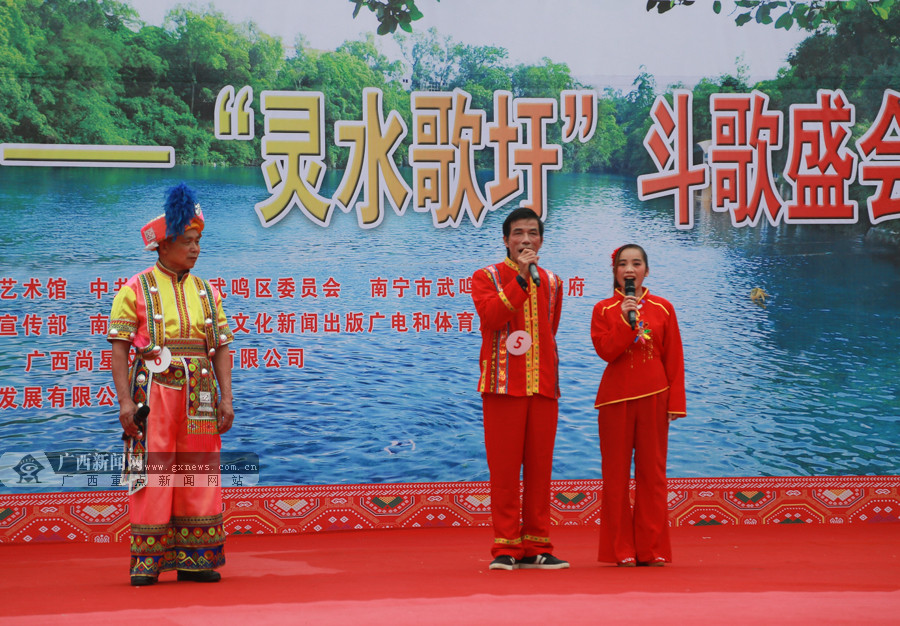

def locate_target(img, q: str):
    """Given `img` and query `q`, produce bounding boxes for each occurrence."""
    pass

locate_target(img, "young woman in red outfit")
[590,244,686,567]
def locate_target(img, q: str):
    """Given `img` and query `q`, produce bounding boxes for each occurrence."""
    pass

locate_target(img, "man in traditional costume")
[471,207,569,571]
[108,183,234,586]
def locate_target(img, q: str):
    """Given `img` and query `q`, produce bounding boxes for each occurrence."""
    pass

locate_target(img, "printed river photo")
[0,165,898,491]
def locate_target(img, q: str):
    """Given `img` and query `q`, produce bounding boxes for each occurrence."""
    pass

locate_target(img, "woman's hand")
[620,295,640,316]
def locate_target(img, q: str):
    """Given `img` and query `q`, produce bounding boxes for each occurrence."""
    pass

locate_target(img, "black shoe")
[130,575,157,586]
[489,555,517,570]
[177,569,221,582]
[518,553,570,569]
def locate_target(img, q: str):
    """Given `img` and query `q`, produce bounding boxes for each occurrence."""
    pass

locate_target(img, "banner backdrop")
[1,0,899,493]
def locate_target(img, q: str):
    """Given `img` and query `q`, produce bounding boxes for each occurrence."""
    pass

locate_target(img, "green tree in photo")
[163,7,240,119]
[0,0,53,141]
[768,5,900,123]
[396,27,457,91]
[569,97,626,173]
[511,58,574,100]
[453,44,513,113]
[605,68,659,176]
[337,32,405,81]
[280,41,410,169]
[21,0,136,144]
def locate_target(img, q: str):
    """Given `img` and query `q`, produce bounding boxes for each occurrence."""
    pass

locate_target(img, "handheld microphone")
[122,404,150,441]
[624,278,636,330]
[529,263,541,287]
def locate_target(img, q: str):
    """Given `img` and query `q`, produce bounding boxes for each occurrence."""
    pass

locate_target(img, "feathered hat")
[140,182,205,250]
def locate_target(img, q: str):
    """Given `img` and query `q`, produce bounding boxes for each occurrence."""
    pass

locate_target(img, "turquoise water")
[0,166,898,491]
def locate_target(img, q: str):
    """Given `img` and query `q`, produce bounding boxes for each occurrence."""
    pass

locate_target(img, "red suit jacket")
[472,258,563,399]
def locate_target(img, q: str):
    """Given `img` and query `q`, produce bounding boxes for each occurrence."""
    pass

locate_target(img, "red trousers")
[129,381,225,577]
[597,391,671,564]
[482,393,558,558]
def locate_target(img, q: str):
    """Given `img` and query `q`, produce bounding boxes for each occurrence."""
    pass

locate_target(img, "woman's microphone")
[624,278,636,330]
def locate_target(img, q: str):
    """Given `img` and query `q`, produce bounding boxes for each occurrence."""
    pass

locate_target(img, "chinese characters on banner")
[215,86,597,228]
[6,86,899,230]
[0,273,588,411]
[857,89,900,225]
[639,88,900,229]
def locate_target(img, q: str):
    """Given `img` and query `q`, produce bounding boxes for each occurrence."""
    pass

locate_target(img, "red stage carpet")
[1,523,898,624]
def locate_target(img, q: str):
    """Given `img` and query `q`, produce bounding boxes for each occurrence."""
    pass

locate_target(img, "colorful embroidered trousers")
[482,393,558,559]
[129,381,225,577]
[597,391,671,564]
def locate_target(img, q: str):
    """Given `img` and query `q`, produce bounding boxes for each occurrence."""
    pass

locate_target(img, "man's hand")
[516,248,540,280]
[217,397,234,435]
[119,398,142,439]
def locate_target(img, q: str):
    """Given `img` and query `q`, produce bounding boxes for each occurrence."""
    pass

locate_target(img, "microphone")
[624,278,636,330]
[122,404,150,441]
[529,263,541,287]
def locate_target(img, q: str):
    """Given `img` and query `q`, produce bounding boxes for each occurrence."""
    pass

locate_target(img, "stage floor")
[1,523,898,624]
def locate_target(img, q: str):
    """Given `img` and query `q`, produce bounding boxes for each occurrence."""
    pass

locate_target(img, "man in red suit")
[471,207,568,571]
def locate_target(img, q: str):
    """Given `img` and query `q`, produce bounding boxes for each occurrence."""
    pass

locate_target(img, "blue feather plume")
[163,182,198,239]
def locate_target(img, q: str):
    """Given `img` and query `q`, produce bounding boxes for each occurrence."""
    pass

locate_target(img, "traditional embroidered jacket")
[591,287,686,415]
[472,258,563,398]
[107,262,233,446]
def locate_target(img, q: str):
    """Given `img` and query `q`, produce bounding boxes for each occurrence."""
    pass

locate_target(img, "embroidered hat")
[140,183,205,250]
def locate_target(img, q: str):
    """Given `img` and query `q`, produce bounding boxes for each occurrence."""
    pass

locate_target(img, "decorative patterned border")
[0,476,898,543]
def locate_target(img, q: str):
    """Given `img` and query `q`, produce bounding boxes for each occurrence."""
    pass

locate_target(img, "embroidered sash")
[482,264,510,394]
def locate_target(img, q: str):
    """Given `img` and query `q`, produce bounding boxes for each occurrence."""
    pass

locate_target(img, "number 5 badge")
[506,330,532,356]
